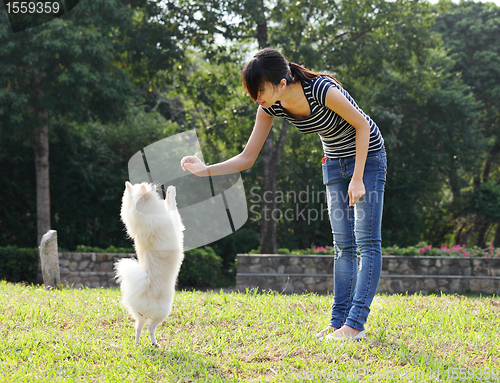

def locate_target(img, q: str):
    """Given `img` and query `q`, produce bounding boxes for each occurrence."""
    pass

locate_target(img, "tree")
[433,0,500,247]
[0,0,183,279]
[371,47,483,246]
[228,0,438,252]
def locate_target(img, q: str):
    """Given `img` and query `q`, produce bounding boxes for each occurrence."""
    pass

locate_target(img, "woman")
[180,48,387,341]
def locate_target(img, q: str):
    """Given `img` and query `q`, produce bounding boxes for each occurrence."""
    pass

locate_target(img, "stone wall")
[236,254,500,295]
[58,252,133,288]
[57,252,500,294]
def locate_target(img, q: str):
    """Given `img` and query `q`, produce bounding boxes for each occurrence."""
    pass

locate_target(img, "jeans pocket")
[379,153,388,184]
[381,153,388,172]
[364,154,380,173]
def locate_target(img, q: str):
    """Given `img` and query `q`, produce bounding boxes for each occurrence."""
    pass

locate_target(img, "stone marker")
[39,230,61,288]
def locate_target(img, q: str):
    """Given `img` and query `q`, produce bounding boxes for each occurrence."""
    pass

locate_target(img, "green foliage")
[0,104,180,248]
[455,181,500,246]
[2,0,499,268]
[432,0,500,246]
[434,0,500,125]
[0,0,134,133]
[0,0,186,247]
[384,242,500,258]
[178,247,223,288]
[0,130,37,246]
[280,0,438,83]
[462,181,500,222]
[49,106,180,250]
[277,248,290,254]
[0,246,38,283]
[371,47,483,246]
[207,227,260,286]
[249,242,500,258]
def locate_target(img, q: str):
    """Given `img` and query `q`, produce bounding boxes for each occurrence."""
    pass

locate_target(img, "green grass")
[0,281,499,382]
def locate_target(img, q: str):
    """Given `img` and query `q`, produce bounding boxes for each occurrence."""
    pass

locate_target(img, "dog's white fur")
[115,181,184,346]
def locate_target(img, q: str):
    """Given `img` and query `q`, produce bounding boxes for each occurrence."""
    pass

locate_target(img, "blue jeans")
[322,149,387,331]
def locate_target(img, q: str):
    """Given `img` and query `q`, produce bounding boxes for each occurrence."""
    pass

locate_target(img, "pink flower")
[440,246,448,251]
[316,246,327,251]
[452,244,462,252]
[489,245,494,249]
[418,248,425,254]
[464,252,469,257]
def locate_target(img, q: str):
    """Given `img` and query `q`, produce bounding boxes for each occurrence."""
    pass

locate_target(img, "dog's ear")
[125,181,133,190]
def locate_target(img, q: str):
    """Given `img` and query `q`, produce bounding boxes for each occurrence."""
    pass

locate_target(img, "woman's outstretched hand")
[180,156,209,177]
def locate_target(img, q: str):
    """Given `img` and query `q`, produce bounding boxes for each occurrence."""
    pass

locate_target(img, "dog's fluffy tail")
[115,258,149,303]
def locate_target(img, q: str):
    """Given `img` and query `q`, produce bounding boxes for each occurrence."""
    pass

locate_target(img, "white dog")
[115,182,184,346]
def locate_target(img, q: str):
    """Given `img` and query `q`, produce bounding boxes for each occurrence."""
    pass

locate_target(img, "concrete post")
[39,230,61,288]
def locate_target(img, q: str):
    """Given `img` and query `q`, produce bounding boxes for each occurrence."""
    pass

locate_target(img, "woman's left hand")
[348,178,366,206]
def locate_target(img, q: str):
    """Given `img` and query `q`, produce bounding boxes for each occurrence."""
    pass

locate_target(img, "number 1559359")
[6,2,60,14]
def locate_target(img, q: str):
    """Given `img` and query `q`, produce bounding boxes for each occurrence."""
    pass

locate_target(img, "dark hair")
[241,48,342,101]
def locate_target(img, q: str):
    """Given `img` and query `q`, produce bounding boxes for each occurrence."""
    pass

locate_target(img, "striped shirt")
[261,76,384,158]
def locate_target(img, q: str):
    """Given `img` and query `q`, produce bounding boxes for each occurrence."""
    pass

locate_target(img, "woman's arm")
[180,107,274,176]
[325,87,371,206]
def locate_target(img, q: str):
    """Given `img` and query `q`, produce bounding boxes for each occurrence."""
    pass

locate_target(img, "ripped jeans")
[322,149,387,331]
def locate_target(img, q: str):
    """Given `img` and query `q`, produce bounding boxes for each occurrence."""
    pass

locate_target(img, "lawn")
[0,281,499,382]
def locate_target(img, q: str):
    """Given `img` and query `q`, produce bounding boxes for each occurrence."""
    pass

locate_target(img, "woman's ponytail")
[288,61,342,87]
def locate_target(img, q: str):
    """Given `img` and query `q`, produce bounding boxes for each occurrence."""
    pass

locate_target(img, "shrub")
[248,242,500,258]
[178,247,223,288]
[0,246,38,283]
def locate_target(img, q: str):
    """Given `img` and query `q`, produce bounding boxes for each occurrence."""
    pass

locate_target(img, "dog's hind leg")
[148,320,162,346]
[135,317,146,344]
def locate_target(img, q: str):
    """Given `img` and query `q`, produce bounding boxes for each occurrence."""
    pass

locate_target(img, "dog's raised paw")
[166,186,176,209]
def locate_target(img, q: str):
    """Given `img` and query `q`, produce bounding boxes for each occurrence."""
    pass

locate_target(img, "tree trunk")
[493,223,500,248]
[253,0,287,253]
[474,218,490,249]
[255,0,268,48]
[31,70,51,283]
[34,117,51,246]
[482,143,499,184]
[473,143,499,248]
[259,119,289,253]
[34,110,51,284]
